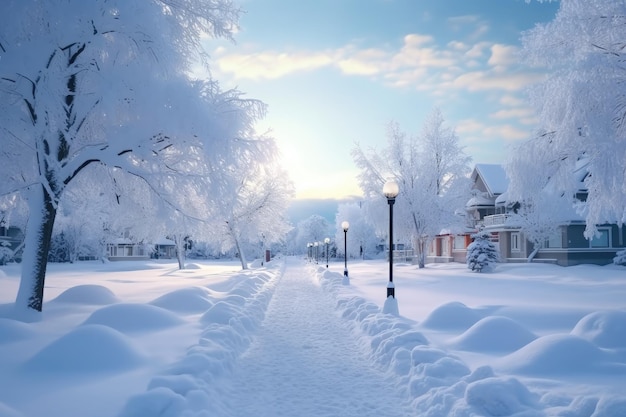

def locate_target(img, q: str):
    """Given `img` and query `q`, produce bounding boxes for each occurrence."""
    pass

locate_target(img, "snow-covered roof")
[472,164,509,196]
[466,194,495,208]
[111,238,133,244]
[155,237,176,246]
[495,192,508,205]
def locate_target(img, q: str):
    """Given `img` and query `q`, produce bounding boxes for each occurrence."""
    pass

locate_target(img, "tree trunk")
[175,235,186,270]
[234,237,248,270]
[413,237,426,269]
[527,246,540,263]
[15,185,57,312]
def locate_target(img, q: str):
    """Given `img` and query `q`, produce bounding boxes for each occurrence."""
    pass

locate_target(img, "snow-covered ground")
[0,256,624,416]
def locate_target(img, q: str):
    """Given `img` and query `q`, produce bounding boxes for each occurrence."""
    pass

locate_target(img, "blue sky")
[204,0,560,200]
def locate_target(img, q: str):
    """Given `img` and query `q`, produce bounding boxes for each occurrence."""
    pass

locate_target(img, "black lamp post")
[314,241,319,264]
[261,233,265,266]
[341,221,349,277]
[383,179,399,298]
[324,237,330,268]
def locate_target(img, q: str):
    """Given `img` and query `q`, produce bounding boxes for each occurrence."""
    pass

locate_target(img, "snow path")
[214,258,415,417]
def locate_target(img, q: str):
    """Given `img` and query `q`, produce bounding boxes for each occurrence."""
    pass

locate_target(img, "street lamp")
[314,241,319,264]
[383,179,399,316]
[324,237,330,268]
[342,221,350,284]
[307,242,312,262]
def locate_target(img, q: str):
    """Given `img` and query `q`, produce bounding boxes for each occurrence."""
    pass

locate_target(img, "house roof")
[155,237,176,246]
[472,164,509,196]
[466,194,495,208]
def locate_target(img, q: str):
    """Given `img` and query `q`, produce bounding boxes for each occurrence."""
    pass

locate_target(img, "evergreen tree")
[466,231,499,273]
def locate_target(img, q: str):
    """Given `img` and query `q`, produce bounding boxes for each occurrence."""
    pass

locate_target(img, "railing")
[482,214,510,227]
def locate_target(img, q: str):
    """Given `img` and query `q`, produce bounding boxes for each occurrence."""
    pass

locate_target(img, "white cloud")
[490,108,534,120]
[457,118,530,142]
[216,50,336,80]
[336,48,388,75]
[212,33,546,102]
[453,71,544,92]
[488,44,519,70]
[500,94,526,107]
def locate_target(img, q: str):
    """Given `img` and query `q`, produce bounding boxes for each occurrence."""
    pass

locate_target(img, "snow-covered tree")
[210,162,294,270]
[352,109,471,268]
[505,144,584,261]
[334,202,378,260]
[512,0,626,237]
[0,0,259,312]
[466,231,499,272]
[296,215,331,254]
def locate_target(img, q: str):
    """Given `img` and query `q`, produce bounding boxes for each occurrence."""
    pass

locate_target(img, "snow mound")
[465,377,541,416]
[249,259,264,268]
[420,301,483,331]
[150,287,214,313]
[200,301,243,325]
[49,284,118,305]
[0,318,34,344]
[497,334,609,375]
[22,324,145,373]
[448,316,537,353]
[571,310,626,349]
[184,263,202,269]
[83,303,184,333]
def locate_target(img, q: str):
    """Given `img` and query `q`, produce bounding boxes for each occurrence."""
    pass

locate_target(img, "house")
[428,163,626,267]
[106,238,150,261]
[106,236,178,261]
[153,237,176,259]
[428,164,507,264]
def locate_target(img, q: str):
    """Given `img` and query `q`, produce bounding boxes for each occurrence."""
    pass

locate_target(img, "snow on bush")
[0,241,13,265]
[613,249,626,266]
[466,231,499,272]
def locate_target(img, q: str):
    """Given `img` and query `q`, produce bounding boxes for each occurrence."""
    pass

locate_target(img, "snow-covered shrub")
[466,231,499,272]
[0,241,13,265]
[614,249,626,266]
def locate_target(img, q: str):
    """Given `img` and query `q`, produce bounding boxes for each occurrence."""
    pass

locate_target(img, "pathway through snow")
[213,258,414,416]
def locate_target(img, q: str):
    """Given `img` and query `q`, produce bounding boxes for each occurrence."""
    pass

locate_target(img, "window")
[511,232,520,252]
[454,235,466,249]
[590,228,610,248]
[545,232,562,249]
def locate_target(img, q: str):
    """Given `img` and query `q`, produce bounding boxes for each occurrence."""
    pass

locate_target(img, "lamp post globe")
[383,178,399,316]
[341,221,350,281]
[383,179,400,200]
[324,237,330,268]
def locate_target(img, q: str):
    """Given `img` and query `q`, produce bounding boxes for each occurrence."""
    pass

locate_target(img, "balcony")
[482,214,510,227]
